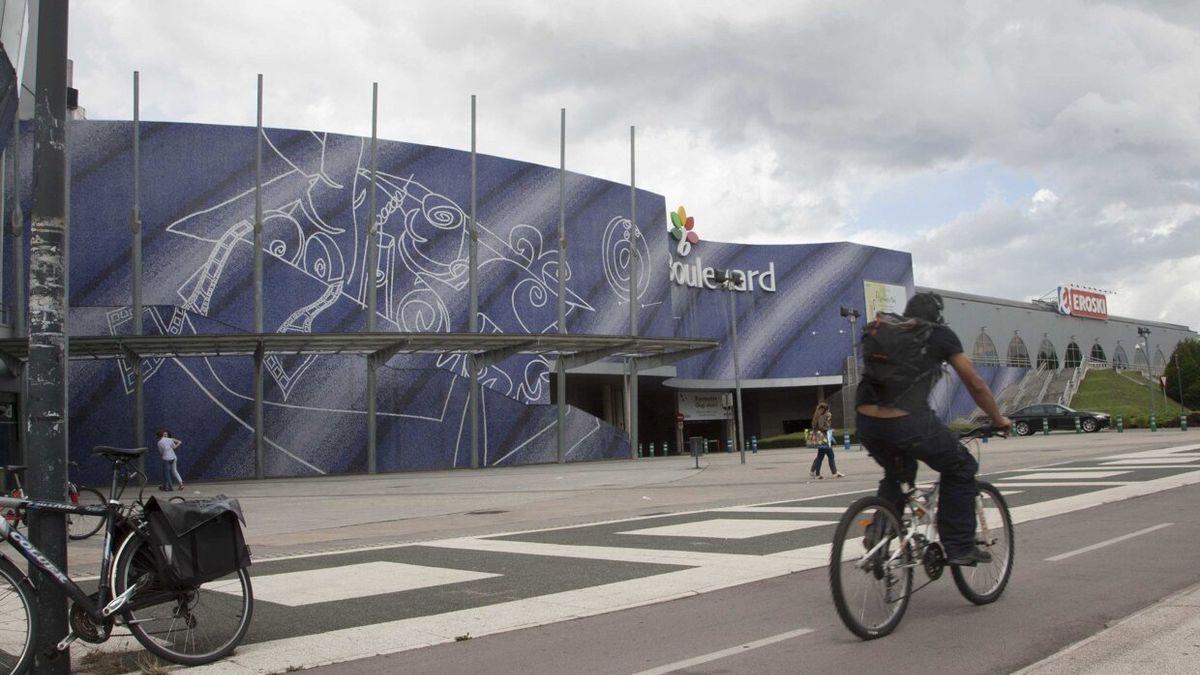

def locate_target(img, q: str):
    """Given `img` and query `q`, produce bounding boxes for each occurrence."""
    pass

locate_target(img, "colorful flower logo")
[669,206,699,256]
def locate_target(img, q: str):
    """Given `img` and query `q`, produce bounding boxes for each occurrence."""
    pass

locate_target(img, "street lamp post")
[839,306,861,449]
[1138,327,1155,423]
[1175,350,1186,418]
[715,270,746,464]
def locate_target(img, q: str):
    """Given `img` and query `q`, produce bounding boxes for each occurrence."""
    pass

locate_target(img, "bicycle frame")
[0,463,151,628]
[0,497,121,620]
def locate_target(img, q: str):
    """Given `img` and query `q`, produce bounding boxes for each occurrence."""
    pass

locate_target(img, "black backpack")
[860,312,938,407]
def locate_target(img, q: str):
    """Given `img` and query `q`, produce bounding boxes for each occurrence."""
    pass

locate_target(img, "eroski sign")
[667,207,776,292]
[1057,286,1108,320]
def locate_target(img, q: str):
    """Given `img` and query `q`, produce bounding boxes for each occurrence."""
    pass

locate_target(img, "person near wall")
[157,429,184,492]
[809,402,844,479]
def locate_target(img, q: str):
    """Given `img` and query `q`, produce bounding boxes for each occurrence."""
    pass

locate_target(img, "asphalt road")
[310,481,1200,675]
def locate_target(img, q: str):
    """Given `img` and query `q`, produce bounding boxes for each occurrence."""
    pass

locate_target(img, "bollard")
[649,442,656,457]
[1182,416,1188,432]
[1117,415,1123,432]
[1074,416,1081,434]
[751,436,758,453]
[638,443,644,457]
[843,431,851,450]
[1150,415,1158,432]
[1042,418,1049,435]
[726,437,733,453]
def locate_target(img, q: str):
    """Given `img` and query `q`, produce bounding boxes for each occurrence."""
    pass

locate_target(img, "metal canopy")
[0,332,718,364]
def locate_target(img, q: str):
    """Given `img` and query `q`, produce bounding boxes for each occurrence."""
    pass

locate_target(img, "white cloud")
[67,0,1200,328]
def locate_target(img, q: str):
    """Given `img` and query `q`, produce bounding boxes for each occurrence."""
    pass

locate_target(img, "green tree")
[1164,338,1200,410]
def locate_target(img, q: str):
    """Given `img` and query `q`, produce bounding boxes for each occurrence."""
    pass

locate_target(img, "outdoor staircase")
[1041,367,1077,405]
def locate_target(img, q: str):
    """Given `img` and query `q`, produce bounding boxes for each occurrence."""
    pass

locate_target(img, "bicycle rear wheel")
[829,496,912,640]
[0,555,35,674]
[951,481,1014,604]
[112,531,253,666]
[67,487,107,540]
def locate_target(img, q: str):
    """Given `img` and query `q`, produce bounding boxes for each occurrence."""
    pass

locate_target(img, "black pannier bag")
[144,494,251,589]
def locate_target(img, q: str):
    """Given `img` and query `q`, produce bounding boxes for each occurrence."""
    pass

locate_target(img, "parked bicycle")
[828,426,1014,639]
[0,446,253,673]
[1,462,109,540]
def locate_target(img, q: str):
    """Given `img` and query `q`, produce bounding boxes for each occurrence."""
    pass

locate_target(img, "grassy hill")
[1071,369,1192,427]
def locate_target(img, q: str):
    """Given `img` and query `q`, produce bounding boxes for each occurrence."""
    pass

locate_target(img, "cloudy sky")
[69,0,1200,328]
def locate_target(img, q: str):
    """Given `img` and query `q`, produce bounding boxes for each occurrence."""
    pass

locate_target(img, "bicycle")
[1,462,110,540]
[828,426,1015,639]
[0,445,253,673]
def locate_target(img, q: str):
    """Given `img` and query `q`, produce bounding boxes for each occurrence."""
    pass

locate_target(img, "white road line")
[717,506,845,514]
[631,628,814,675]
[1007,471,1131,480]
[1045,523,1174,562]
[220,561,500,607]
[1102,457,1200,465]
[988,478,1128,482]
[618,519,833,539]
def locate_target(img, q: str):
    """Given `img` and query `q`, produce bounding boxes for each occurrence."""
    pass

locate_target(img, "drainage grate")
[466,509,508,515]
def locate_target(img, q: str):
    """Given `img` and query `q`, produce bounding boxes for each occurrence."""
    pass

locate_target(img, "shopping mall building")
[0,113,1191,486]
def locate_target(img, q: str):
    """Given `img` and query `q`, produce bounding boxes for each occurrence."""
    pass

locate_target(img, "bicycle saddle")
[91,446,148,460]
[3,465,26,474]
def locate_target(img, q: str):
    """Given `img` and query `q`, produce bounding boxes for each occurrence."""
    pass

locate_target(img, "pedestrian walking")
[157,429,184,491]
[809,402,844,478]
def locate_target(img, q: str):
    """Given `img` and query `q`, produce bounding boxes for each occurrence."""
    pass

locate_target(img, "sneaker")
[833,472,845,478]
[809,471,818,478]
[947,547,993,566]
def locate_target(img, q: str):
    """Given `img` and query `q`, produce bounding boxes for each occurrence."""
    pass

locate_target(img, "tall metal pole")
[0,149,5,315]
[556,108,567,463]
[627,125,639,459]
[468,95,480,469]
[11,111,23,339]
[728,284,745,463]
[26,1,71,669]
[366,82,379,331]
[132,71,144,458]
[1176,350,1186,417]
[10,110,24,463]
[253,74,265,479]
[365,82,379,474]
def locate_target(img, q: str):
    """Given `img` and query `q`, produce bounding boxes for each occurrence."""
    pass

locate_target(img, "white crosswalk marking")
[618,519,833,539]
[228,561,500,607]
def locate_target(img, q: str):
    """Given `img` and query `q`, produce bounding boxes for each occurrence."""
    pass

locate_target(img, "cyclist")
[855,291,1011,566]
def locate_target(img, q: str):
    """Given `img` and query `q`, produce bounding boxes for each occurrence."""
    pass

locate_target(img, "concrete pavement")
[1020,580,1200,674]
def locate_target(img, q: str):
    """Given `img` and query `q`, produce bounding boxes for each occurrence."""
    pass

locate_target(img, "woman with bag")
[809,402,844,479]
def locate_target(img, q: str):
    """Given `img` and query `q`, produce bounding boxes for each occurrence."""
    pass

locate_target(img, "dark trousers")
[810,446,837,474]
[856,411,979,557]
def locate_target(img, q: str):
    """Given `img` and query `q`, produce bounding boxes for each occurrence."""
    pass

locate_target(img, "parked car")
[1007,404,1111,436]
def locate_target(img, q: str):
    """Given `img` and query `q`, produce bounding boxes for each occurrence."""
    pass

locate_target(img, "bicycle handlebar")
[959,425,1009,440]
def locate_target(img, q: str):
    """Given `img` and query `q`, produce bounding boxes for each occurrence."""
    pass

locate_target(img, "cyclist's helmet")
[903,292,944,324]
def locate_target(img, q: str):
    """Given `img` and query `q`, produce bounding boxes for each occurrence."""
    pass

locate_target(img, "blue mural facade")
[669,239,914,381]
[36,120,669,484]
[4,120,942,483]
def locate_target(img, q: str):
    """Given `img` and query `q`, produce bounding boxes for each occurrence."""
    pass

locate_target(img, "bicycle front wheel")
[829,496,912,640]
[112,531,253,666]
[0,555,35,674]
[67,487,107,540]
[952,480,1015,604]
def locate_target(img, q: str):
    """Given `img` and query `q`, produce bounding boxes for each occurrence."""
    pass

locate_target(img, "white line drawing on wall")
[602,216,651,304]
[117,128,632,472]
